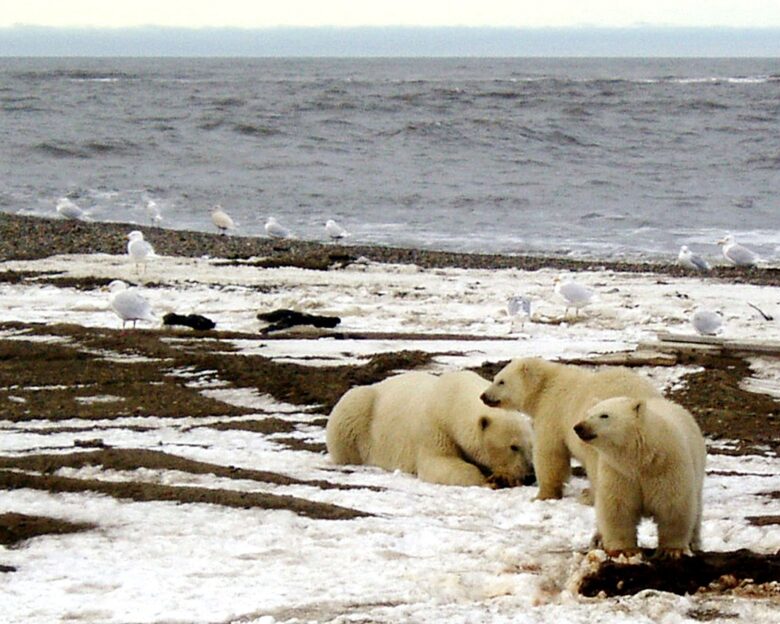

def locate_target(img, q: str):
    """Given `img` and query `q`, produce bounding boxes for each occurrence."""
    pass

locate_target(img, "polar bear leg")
[597,468,642,555]
[655,502,696,555]
[533,437,570,500]
[416,452,487,486]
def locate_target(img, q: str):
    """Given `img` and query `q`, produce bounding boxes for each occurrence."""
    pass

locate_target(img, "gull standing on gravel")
[211,205,235,234]
[265,216,291,239]
[146,200,162,226]
[507,295,532,331]
[55,197,85,220]
[678,245,711,271]
[127,230,155,275]
[325,219,350,240]
[718,234,759,267]
[106,280,156,329]
[691,308,723,336]
[554,276,594,318]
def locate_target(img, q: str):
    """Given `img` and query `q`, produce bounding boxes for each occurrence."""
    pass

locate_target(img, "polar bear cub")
[326,370,535,487]
[574,396,706,558]
[480,357,661,501]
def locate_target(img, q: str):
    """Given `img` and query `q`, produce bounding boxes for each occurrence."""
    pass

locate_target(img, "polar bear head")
[573,396,643,452]
[480,357,550,413]
[470,409,535,487]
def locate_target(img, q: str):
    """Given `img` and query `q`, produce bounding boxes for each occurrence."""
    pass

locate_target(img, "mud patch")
[578,549,780,597]
[0,512,96,548]
[0,470,368,521]
[667,352,780,456]
[0,448,363,490]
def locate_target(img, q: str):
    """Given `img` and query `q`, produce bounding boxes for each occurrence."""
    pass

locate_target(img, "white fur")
[480,357,660,501]
[575,396,706,556]
[326,370,534,487]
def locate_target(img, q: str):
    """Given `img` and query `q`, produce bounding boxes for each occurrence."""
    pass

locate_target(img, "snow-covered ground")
[1,253,779,623]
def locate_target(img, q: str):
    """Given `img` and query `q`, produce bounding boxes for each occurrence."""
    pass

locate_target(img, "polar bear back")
[366,371,440,472]
[536,364,660,429]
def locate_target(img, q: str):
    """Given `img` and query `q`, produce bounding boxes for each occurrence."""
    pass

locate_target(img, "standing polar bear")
[326,370,535,487]
[574,396,706,558]
[480,357,660,501]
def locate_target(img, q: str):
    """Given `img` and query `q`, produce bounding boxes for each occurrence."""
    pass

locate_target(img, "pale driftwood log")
[653,333,780,356]
[560,350,678,367]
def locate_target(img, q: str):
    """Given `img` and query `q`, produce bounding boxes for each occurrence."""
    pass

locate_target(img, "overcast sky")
[4,0,780,29]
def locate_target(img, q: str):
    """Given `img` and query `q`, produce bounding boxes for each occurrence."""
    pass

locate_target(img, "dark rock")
[257,308,341,333]
[163,313,216,331]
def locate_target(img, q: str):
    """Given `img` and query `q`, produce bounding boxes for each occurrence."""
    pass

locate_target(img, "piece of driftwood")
[578,549,780,597]
[561,350,678,367]
[257,308,341,334]
[163,312,216,331]
[654,333,780,355]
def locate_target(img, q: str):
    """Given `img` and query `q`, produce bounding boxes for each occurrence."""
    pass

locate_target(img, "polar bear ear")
[479,416,491,430]
[632,399,645,417]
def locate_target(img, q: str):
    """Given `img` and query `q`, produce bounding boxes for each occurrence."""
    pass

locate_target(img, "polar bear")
[480,358,660,501]
[326,370,535,487]
[573,396,706,558]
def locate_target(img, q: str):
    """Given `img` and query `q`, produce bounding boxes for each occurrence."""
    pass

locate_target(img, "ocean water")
[0,56,778,261]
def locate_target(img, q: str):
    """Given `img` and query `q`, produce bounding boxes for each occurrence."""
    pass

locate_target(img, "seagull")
[507,295,532,331]
[718,234,758,267]
[55,197,85,220]
[677,245,711,271]
[554,277,594,318]
[265,217,291,239]
[691,308,723,336]
[127,230,155,275]
[146,200,162,226]
[325,219,350,240]
[211,205,235,234]
[106,280,156,329]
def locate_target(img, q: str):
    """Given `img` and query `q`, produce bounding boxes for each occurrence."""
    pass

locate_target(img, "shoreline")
[2,213,779,286]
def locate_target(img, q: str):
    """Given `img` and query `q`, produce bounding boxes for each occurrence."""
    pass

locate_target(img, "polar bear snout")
[574,422,596,442]
[480,391,500,407]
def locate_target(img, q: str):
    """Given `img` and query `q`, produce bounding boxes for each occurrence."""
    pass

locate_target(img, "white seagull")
[554,277,594,318]
[127,230,155,275]
[691,308,723,336]
[718,234,759,267]
[146,200,163,226]
[325,219,350,240]
[211,205,235,234]
[265,217,291,239]
[507,295,532,331]
[106,280,156,329]
[677,245,711,271]
[55,197,85,220]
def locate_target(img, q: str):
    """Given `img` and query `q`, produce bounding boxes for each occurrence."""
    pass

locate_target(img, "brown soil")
[0,512,96,548]
[578,549,780,598]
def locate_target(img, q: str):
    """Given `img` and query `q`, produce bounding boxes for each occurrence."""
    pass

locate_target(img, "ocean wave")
[14,69,137,82]
[516,126,598,148]
[32,140,139,158]
[746,155,780,170]
[233,123,282,137]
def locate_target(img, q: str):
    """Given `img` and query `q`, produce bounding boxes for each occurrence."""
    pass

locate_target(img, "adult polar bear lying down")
[326,370,535,487]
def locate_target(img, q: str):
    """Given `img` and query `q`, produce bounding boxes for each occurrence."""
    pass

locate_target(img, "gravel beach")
[2,213,778,285]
